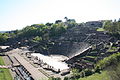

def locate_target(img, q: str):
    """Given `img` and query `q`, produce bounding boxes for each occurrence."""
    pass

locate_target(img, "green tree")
[103,20,120,34]
[32,36,42,43]
[0,33,9,44]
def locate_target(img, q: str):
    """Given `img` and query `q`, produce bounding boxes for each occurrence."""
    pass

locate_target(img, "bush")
[48,77,61,80]
[64,77,69,80]
[84,69,93,76]
[95,66,101,73]
[71,68,80,79]
[96,52,120,69]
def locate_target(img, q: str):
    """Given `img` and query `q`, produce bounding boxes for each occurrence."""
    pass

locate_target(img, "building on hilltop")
[85,21,103,27]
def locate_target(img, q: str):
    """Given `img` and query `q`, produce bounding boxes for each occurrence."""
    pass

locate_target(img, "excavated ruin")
[3,25,116,71]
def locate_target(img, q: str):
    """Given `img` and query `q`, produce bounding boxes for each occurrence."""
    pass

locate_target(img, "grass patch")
[82,59,94,64]
[0,69,13,80]
[97,28,105,31]
[107,47,118,52]
[0,56,4,65]
[79,71,110,80]
[0,56,13,80]
[86,56,97,58]
[106,63,120,80]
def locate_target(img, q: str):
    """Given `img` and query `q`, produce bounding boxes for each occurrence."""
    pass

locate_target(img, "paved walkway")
[0,65,10,68]
[8,49,48,80]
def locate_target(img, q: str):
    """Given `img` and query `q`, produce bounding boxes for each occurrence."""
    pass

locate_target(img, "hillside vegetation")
[79,52,120,80]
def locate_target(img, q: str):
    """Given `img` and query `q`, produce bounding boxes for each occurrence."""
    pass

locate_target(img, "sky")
[0,0,120,31]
